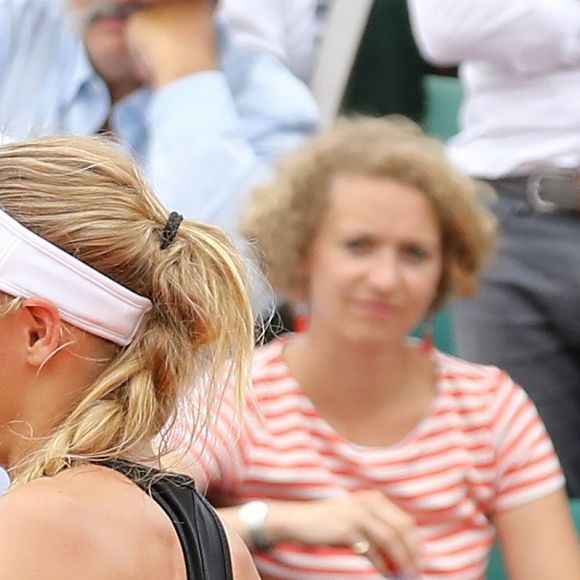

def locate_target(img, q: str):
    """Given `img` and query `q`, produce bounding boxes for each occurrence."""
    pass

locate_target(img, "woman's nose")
[367,251,400,291]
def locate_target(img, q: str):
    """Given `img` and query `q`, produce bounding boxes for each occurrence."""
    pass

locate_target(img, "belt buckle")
[526,172,579,213]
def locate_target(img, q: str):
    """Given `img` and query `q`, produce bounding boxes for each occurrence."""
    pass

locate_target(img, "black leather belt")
[486,172,580,213]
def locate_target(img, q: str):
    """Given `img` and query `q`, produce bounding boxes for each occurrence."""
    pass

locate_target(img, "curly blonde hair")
[242,116,496,312]
[0,135,254,486]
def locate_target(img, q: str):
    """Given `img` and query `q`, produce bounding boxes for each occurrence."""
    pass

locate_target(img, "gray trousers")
[453,185,580,496]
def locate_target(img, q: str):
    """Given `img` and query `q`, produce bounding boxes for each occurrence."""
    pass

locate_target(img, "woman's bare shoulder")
[0,467,180,580]
[0,476,105,579]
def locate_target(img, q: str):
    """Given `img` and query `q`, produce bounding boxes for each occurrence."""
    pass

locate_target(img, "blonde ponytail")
[0,136,254,486]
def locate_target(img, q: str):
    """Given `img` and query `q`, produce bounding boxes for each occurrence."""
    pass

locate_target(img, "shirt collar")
[61,37,104,108]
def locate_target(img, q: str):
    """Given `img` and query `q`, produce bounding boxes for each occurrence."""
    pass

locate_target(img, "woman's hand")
[222,491,422,577]
[125,0,219,88]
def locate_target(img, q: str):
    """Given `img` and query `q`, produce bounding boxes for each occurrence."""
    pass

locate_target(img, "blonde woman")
[0,136,258,579]
[175,117,580,579]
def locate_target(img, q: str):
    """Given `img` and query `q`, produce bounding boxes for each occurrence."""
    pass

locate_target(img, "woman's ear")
[20,298,62,368]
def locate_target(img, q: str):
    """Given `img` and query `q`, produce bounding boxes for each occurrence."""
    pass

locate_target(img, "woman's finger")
[363,514,418,575]
[350,535,391,577]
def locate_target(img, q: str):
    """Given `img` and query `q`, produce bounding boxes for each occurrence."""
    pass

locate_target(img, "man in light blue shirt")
[0,0,319,231]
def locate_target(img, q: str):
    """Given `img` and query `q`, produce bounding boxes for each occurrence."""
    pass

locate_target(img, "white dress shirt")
[408,0,580,178]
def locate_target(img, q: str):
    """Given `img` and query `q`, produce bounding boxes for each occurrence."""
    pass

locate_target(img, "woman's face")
[304,174,443,349]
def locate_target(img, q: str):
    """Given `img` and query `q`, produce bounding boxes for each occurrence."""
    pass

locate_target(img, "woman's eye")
[402,245,429,261]
[344,238,371,253]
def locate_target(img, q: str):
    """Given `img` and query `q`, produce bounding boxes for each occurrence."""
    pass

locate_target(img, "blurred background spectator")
[0,0,319,231]
[171,118,580,580]
[409,0,580,497]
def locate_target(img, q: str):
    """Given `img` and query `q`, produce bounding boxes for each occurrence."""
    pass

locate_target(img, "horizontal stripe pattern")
[179,338,564,579]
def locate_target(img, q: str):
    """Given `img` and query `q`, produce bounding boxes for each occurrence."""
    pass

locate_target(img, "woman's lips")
[357,300,395,318]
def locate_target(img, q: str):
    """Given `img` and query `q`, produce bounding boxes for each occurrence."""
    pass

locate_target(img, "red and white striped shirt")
[178,337,564,579]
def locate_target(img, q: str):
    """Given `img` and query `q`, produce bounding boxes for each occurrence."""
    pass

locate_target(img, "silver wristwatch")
[238,500,272,552]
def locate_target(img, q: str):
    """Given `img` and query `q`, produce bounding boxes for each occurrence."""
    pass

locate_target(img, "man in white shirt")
[409,0,580,496]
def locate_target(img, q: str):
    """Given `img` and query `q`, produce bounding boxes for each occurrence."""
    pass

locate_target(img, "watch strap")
[238,501,273,552]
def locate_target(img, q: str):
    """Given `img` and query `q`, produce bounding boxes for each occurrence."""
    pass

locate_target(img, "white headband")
[0,209,152,346]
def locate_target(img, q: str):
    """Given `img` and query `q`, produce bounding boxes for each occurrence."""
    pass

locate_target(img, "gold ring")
[351,539,371,556]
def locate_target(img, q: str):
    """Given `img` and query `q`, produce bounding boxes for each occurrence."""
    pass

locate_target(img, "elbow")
[415,30,464,66]
[408,2,468,65]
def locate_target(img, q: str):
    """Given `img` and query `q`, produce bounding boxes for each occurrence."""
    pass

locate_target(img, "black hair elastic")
[160,211,184,250]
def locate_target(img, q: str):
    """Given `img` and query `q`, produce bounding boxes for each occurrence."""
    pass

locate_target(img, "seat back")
[422,74,463,141]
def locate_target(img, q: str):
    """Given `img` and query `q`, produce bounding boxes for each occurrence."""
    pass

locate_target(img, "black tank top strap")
[100,459,233,580]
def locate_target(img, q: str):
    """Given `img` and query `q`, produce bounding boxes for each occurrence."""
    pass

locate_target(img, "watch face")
[240,500,269,526]
[239,501,272,552]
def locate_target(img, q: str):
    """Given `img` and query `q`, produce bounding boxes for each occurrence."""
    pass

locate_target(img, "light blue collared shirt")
[0,0,319,230]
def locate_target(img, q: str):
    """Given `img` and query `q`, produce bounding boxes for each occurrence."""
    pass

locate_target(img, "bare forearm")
[217,504,288,549]
[496,490,580,580]
[217,492,422,577]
